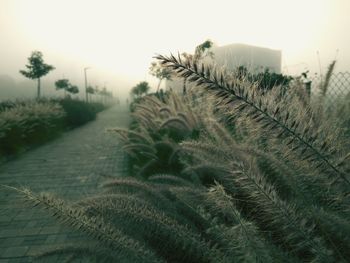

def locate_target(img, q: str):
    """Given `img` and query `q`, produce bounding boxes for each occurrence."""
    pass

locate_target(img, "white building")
[166,43,282,92]
[211,43,281,74]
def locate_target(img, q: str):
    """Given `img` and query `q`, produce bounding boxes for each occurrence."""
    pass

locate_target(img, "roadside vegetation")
[10,51,350,262]
[0,98,107,160]
[0,50,115,160]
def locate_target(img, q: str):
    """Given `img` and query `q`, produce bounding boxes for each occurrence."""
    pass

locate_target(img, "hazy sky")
[1,0,350,95]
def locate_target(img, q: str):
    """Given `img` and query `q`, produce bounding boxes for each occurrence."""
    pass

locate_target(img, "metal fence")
[311,71,350,104]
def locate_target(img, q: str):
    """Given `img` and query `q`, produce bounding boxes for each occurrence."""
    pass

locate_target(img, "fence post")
[304,80,312,98]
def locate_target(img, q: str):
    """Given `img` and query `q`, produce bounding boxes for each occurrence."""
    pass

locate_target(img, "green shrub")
[56,98,106,128]
[234,65,293,91]
[0,98,107,159]
[0,101,65,156]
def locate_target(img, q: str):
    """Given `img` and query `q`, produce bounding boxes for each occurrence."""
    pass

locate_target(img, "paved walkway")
[0,106,129,262]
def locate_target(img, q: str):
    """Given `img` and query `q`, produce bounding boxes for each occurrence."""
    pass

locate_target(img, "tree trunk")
[37,78,41,98]
[183,78,187,95]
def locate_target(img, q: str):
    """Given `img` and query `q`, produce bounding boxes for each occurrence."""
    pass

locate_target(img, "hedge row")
[0,98,107,159]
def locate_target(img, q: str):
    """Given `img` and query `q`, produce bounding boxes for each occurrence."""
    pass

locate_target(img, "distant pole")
[84,67,90,102]
[104,82,107,104]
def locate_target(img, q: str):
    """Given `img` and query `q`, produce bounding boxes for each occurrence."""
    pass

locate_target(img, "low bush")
[0,98,107,159]
[0,101,65,156]
[0,100,29,112]
[56,98,106,128]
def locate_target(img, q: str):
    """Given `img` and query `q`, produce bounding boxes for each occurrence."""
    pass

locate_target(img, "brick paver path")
[0,106,129,262]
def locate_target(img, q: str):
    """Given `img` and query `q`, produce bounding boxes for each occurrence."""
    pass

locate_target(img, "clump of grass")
[110,91,211,178]
[157,53,349,261]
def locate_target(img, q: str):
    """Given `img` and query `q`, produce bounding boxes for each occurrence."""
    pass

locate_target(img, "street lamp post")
[104,82,107,104]
[84,67,90,102]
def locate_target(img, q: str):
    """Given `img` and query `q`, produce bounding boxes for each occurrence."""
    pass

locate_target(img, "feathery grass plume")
[101,178,167,198]
[113,91,211,177]
[311,60,337,128]
[135,141,182,178]
[180,133,247,173]
[186,161,343,262]
[123,88,220,180]
[319,60,336,98]
[109,127,157,164]
[148,174,195,187]
[181,122,346,260]
[308,207,350,261]
[75,192,225,262]
[183,134,312,208]
[230,161,334,262]
[182,163,229,186]
[10,183,236,262]
[133,112,159,132]
[111,120,185,177]
[78,193,181,228]
[287,77,311,109]
[99,178,184,216]
[9,186,162,263]
[108,128,154,145]
[241,140,345,208]
[130,91,205,141]
[158,183,212,235]
[159,106,173,116]
[122,143,158,161]
[36,245,122,263]
[203,117,237,145]
[180,118,350,261]
[181,115,349,213]
[203,183,279,262]
[156,54,350,187]
[165,185,216,235]
[160,116,193,136]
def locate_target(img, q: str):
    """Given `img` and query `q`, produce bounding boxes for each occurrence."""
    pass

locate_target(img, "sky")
[0,0,350,96]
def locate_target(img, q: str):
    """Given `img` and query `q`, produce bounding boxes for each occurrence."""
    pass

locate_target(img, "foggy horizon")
[1,0,350,99]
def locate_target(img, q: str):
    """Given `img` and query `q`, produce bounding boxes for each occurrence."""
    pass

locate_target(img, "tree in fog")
[131,81,150,99]
[55,79,79,97]
[67,85,79,96]
[19,51,55,98]
[182,39,214,94]
[149,61,172,93]
[55,78,70,96]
